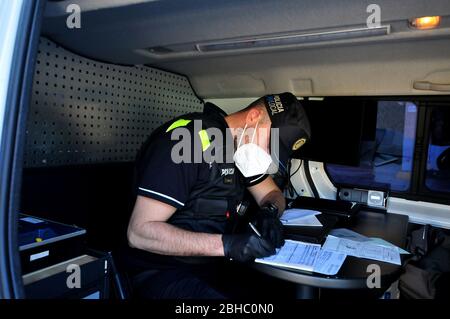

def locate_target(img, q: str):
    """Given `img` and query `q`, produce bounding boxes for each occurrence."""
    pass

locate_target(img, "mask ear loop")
[250,120,259,144]
[273,149,287,174]
[237,123,248,149]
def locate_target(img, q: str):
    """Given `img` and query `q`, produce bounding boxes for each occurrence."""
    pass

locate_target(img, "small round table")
[253,210,409,298]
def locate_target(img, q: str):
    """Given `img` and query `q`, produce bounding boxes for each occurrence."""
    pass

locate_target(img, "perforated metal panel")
[25,38,203,167]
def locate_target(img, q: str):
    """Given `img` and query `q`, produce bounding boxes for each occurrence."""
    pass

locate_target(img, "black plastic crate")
[19,214,86,274]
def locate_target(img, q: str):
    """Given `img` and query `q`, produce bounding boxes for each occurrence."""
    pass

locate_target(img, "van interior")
[4,0,450,299]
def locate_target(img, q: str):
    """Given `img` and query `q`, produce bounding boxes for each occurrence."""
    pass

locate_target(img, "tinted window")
[296,98,365,166]
[327,101,417,192]
[426,106,450,193]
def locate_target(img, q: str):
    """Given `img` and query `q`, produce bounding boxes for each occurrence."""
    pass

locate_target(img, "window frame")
[0,0,45,298]
[413,101,450,202]
[322,95,450,205]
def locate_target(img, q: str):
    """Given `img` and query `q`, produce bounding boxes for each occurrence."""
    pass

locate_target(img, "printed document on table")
[329,228,409,254]
[280,209,323,227]
[329,228,368,242]
[368,238,410,255]
[323,235,401,265]
[280,209,321,222]
[313,249,347,275]
[255,240,346,275]
[281,215,323,227]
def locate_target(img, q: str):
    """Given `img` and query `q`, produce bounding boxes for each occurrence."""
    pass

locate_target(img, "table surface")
[253,210,409,289]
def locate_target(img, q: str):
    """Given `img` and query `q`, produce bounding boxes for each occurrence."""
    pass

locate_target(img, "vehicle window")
[326,101,418,192]
[426,106,450,193]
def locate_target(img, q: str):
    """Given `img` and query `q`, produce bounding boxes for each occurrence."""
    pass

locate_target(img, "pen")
[248,222,262,237]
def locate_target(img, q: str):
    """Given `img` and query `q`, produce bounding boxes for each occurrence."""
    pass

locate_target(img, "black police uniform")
[121,102,268,298]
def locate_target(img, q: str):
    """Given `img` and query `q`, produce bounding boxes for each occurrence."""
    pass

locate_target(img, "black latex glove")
[255,206,285,249]
[222,233,276,263]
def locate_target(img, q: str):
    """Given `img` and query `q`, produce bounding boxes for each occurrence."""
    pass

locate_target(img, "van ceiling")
[43,0,450,98]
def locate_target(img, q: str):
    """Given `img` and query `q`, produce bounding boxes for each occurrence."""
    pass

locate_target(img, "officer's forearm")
[248,177,286,215]
[128,221,225,257]
[260,190,286,216]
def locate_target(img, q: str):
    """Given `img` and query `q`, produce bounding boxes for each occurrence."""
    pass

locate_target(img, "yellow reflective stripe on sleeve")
[198,129,211,151]
[165,119,192,132]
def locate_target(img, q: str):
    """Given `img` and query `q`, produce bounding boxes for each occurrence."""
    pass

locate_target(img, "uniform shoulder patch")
[166,119,192,132]
[292,138,306,151]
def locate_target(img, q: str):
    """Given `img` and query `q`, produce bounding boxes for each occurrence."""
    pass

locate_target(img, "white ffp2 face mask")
[233,122,273,177]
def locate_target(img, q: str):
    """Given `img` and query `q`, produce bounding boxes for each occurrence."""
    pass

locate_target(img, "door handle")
[413,81,450,92]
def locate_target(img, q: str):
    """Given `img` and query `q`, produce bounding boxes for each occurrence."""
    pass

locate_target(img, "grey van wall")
[25,37,203,168]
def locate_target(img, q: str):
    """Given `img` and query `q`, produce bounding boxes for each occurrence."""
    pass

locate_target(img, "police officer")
[123,92,311,298]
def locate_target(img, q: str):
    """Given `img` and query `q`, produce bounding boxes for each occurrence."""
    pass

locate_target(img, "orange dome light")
[409,16,441,30]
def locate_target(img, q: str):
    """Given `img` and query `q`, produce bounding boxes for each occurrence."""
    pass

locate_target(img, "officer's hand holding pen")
[222,204,285,263]
[222,232,276,263]
[254,205,285,248]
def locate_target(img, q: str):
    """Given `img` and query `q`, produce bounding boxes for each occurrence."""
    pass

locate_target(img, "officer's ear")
[245,106,264,127]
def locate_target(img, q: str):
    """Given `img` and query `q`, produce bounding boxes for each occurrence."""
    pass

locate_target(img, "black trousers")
[131,262,295,299]
[133,268,226,299]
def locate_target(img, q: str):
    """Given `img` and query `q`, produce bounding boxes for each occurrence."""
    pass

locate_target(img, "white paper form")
[323,235,401,265]
[282,216,323,227]
[280,209,321,222]
[258,240,319,271]
[329,228,368,242]
[313,250,347,275]
[329,228,409,254]
[256,240,347,275]
[280,209,323,227]
[369,238,410,255]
